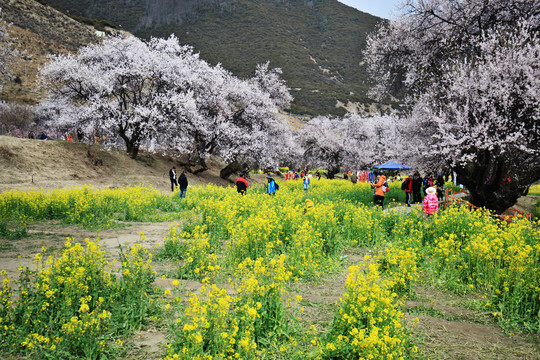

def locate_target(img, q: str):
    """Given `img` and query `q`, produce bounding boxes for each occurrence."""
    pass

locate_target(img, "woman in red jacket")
[235,173,249,195]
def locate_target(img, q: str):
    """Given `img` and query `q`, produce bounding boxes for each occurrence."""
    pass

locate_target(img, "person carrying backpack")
[266,175,277,196]
[303,175,310,194]
[236,173,249,195]
[371,171,387,209]
[422,175,430,196]
[401,173,413,207]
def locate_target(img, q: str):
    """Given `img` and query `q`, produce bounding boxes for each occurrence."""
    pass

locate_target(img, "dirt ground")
[1,223,538,359]
[0,135,270,193]
[0,221,540,360]
[1,135,539,359]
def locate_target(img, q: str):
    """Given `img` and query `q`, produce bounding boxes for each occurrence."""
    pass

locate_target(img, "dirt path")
[0,220,175,280]
[288,248,540,360]
[1,222,539,359]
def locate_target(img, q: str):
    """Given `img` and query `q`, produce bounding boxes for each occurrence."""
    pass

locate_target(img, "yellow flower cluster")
[377,244,419,297]
[2,180,538,358]
[165,254,303,359]
[314,262,416,359]
[0,238,158,358]
[0,185,172,228]
[428,207,540,321]
[166,224,220,281]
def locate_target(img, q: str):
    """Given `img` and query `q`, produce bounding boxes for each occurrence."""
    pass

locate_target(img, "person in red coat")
[401,173,413,207]
[235,173,249,195]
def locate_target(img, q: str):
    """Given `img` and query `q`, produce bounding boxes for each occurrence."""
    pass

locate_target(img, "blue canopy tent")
[372,160,411,171]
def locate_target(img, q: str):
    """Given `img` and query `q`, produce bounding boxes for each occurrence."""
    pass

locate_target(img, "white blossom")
[38,35,293,166]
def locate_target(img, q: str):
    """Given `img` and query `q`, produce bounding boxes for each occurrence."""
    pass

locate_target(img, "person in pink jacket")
[423,187,439,216]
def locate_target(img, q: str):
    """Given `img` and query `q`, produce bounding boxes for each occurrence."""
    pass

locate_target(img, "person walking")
[412,171,422,204]
[371,171,387,209]
[236,173,249,195]
[169,166,178,192]
[178,170,188,198]
[422,175,430,196]
[423,186,439,217]
[303,175,310,194]
[401,173,413,207]
[266,175,277,196]
[436,174,445,201]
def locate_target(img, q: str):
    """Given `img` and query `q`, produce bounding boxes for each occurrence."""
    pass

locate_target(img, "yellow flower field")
[0,180,538,359]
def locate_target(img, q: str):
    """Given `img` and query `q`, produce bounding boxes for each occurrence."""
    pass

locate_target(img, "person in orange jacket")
[371,171,387,209]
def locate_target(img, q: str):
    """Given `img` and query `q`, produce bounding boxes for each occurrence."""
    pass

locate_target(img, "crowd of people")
[171,165,445,217]
[371,170,444,216]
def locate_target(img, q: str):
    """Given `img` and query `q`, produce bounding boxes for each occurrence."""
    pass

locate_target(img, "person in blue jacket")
[303,175,310,194]
[266,175,277,195]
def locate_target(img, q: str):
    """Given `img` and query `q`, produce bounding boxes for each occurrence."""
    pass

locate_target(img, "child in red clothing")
[423,187,439,216]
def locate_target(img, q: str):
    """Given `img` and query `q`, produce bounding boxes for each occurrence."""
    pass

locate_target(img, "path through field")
[0,221,539,359]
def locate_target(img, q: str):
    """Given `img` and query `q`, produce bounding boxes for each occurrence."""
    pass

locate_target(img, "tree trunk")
[119,127,139,159]
[220,160,245,179]
[454,152,524,214]
[127,144,139,159]
[327,167,340,179]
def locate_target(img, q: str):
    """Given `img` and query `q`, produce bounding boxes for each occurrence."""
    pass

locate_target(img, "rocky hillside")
[37,0,386,115]
[0,0,97,104]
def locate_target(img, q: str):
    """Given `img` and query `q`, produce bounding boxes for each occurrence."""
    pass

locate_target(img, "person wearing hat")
[304,199,314,214]
[266,175,277,195]
[423,186,439,216]
[303,174,310,194]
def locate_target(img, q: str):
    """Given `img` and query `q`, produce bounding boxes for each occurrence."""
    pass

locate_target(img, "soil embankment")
[0,135,266,192]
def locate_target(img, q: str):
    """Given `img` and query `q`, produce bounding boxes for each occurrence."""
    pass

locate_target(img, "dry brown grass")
[0,135,269,192]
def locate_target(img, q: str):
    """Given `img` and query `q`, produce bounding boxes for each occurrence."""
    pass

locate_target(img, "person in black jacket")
[178,170,188,198]
[412,171,423,204]
[169,166,177,192]
[436,174,445,201]
[235,173,249,195]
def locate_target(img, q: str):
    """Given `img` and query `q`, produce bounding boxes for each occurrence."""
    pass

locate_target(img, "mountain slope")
[39,0,385,115]
[0,0,97,104]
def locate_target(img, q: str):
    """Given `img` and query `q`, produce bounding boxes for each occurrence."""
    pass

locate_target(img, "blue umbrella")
[372,160,411,171]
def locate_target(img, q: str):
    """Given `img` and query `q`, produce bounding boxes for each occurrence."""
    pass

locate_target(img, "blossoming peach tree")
[296,113,406,177]
[364,0,540,213]
[38,35,293,171]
